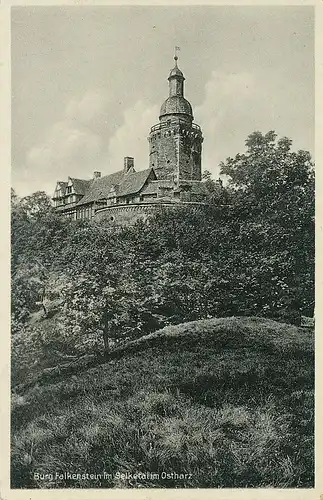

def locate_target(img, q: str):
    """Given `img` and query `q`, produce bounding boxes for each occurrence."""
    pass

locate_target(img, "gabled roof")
[75,168,156,206]
[118,168,156,197]
[76,170,126,206]
[53,181,68,198]
[141,181,159,195]
[70,178,92,195]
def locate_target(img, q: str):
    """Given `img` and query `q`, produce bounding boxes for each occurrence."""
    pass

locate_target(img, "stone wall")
[178,129,202,181]
[148,121,203,181]
[94,202,208,226]
[149,128,179,180]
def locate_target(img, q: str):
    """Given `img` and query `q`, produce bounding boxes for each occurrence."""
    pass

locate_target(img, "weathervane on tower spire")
[174,46,180,64]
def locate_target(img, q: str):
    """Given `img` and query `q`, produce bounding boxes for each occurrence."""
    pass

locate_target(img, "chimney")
[93,171,101,179]
[124,156,134,173]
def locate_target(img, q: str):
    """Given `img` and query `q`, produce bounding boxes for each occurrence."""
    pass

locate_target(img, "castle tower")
[148,55,203,181]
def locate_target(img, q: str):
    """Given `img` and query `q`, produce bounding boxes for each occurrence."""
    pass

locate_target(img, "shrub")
[11,317,314,489]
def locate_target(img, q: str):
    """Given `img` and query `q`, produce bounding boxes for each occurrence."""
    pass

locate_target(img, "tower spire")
[149,52,203,182]
[168,48,184,98]
[174,46,180,65]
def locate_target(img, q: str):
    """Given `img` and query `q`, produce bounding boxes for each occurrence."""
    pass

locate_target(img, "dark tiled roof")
[118,169,155,197]
[70,178,92,195]
[160,96,193,119]
[76,168,155,206]
[141,181,159,195]
[55,168,207,209]
[169,65,184,79]
[76,170,125,206]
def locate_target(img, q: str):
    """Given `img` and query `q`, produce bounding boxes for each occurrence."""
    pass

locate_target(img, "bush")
[11,317,314,489]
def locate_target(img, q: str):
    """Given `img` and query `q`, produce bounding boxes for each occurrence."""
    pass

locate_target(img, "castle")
[52,55,208,224]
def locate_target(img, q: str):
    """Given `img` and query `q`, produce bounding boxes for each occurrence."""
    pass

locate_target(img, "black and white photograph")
[9,4,315,492]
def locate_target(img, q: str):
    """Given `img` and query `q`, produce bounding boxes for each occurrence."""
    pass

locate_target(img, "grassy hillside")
[11,316,314,489]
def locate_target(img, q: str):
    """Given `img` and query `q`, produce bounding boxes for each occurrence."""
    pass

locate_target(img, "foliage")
[11,261,45,329]
[202,170,229,204]
[11,317,314,488]
[10,131,315,488]
[19,190,54,219]
[220,131,314,321]
[11,131,314,356]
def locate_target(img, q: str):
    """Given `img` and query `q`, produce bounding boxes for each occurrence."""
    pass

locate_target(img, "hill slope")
[11,316,314,489]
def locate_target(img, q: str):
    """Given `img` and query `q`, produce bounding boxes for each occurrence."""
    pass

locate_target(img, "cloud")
[15,90,110,196]
[107,100,159,171]
[27,121,102,172]
[195,71,257,177]
[65,90,110,130]
[16,91,159,196]
[11,166,56,199]
[108,72,259,180]
[14,71,286,197]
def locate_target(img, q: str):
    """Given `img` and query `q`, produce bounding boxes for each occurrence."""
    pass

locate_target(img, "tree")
[202,170,229,204]
[19,191,54,219]
[11,130,314,364]
[220,131,315,322]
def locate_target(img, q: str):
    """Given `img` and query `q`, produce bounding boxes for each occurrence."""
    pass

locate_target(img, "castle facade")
[53,56,208,224]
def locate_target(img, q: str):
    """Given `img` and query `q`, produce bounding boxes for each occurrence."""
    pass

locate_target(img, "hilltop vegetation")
[12,132,314,360]
[11,131,315,488]
[11,317,314,488]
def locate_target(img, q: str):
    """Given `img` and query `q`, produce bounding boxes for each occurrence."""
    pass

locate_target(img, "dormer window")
[66,186,72,194]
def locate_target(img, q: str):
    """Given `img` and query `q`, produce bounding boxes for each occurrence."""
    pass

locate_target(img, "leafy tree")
[19,191,54,219]
[202,170,229,204]
[11,259,47,332]
[10,130,314,366]
[220,131,314,322]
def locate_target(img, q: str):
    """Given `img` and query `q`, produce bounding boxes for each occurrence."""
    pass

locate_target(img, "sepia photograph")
[10,5,315,490]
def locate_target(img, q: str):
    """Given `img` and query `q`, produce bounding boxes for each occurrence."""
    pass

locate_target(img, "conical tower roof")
[159,55,193,121]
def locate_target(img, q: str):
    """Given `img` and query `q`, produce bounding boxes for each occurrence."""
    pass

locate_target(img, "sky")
[11,5,314,197]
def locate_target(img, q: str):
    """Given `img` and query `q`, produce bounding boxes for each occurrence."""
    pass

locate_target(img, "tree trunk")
[41,288,47,317]
[102,330,110,354]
